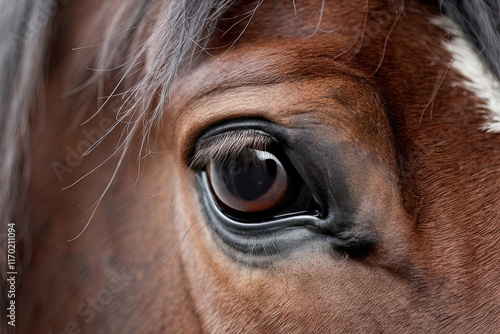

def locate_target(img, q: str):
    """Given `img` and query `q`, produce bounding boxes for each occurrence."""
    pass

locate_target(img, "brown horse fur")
[1,0,500,332]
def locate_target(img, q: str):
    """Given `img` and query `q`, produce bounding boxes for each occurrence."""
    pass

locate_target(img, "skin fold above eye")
[190,129,274,171]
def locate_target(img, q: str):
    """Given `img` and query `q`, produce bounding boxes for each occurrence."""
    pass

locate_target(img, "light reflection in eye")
[207,148,290,215]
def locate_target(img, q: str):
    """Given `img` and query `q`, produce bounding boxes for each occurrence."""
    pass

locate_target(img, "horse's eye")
[191,126,320,226]
[207,149,291,216]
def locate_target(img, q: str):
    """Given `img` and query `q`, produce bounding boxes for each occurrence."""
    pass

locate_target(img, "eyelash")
[190,129,274,171]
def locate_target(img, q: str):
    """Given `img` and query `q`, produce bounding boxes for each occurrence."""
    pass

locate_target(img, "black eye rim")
[190,118,323,227]
[195,171,327,259]
[206,144,319,223]
[198,172,321,232]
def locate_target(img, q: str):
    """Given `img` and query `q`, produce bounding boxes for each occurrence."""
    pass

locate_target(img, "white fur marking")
[432,16,500,133]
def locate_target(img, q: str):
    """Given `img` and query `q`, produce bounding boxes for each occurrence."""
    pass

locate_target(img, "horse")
[2,0,500,332]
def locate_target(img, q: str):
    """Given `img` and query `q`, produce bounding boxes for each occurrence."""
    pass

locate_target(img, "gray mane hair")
[0,0,58,273]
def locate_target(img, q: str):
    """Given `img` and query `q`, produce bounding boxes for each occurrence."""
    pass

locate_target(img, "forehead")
[218,0,403,40]
[171,0,444,154]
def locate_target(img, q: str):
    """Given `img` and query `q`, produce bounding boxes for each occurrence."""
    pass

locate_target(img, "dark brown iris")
[207,149,290,214]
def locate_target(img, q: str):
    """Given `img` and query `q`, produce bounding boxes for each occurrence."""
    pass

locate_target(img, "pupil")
[207,148,290,215]
[224,155,277,201]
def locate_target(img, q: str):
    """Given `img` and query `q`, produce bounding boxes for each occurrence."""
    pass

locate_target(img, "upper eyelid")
[190,129,275,170]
